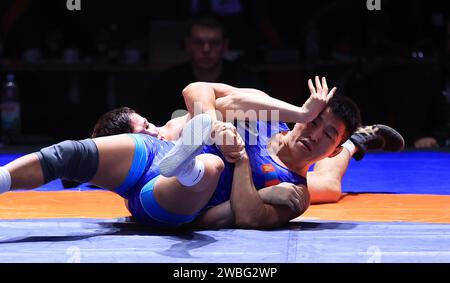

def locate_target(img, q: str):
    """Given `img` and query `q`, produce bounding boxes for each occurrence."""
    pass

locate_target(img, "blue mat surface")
[1,151,449,194]
[341,151,450,195]
[1,218,450,263]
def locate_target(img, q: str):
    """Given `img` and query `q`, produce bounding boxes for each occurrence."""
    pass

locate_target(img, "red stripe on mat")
[0,191,130,219]
[1,191,450,223]
[298,193,450,223]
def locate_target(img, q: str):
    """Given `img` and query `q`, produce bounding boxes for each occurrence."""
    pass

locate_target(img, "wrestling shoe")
[159,113,213,177]
[350,124,405,161]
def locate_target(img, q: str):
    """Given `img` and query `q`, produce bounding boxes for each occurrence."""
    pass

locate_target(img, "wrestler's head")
[285,95,361,165]
[91,107,159,138]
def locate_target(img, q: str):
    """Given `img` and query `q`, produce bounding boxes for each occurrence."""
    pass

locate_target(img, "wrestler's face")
[185,25,228,71]
[129,113,160,137]
[288,107,346,164]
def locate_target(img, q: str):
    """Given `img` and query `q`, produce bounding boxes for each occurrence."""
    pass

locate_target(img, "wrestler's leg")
[1,134,135,192]
[307,148,351,204]
[152,154,224,215]
[136,113,224,219]
[307,124,405,204]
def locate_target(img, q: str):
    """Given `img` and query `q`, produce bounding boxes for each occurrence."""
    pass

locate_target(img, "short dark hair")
[326,94,362,142]
[91,107,135,138]
[186,13,228,38]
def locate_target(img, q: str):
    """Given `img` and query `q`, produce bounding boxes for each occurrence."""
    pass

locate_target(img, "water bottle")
[1,73,21,143]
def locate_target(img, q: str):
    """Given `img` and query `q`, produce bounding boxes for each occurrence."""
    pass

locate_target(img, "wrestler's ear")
[328,146,343,158]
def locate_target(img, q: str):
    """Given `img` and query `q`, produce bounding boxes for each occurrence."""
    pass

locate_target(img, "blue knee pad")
[36,139,99,184]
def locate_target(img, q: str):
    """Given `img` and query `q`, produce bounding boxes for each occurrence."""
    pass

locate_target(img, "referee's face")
[185,25,228,70]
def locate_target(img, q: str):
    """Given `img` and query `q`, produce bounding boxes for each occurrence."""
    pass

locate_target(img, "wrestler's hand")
[141,128,165,140]
[135,120,166,140]
[212,121,246,163]
[259,182,310,214]
[300,76,337,122]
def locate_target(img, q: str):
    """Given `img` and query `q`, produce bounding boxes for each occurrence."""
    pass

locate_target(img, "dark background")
[0,0,449,147]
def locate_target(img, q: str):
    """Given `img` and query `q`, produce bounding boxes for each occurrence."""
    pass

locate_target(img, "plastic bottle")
[1,73,21,143]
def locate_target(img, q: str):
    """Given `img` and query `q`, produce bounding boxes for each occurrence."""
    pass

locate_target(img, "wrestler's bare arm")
[182,79,335,124]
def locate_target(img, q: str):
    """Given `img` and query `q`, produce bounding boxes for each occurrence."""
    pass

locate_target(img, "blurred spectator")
[345,62,449,149]
[145,13,264,125]
[188,0,261,53]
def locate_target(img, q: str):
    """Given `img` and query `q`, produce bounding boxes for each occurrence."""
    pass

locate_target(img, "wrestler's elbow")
[234,213,262,229]
[235,219,260,229]
[236,218,288,230]
[235,211,278,229]
[182,82,207,98]
[216,94,240,113]
[310,187,342,204]
[308,176,342,204]
[323,181,342,203]
[328,190,342,203]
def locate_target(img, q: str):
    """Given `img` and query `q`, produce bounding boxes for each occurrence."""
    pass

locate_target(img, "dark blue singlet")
[115,121,307,227]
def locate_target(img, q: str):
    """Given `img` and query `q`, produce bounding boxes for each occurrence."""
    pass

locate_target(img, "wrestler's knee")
[36,139,99,184]
[197,154,225,177]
